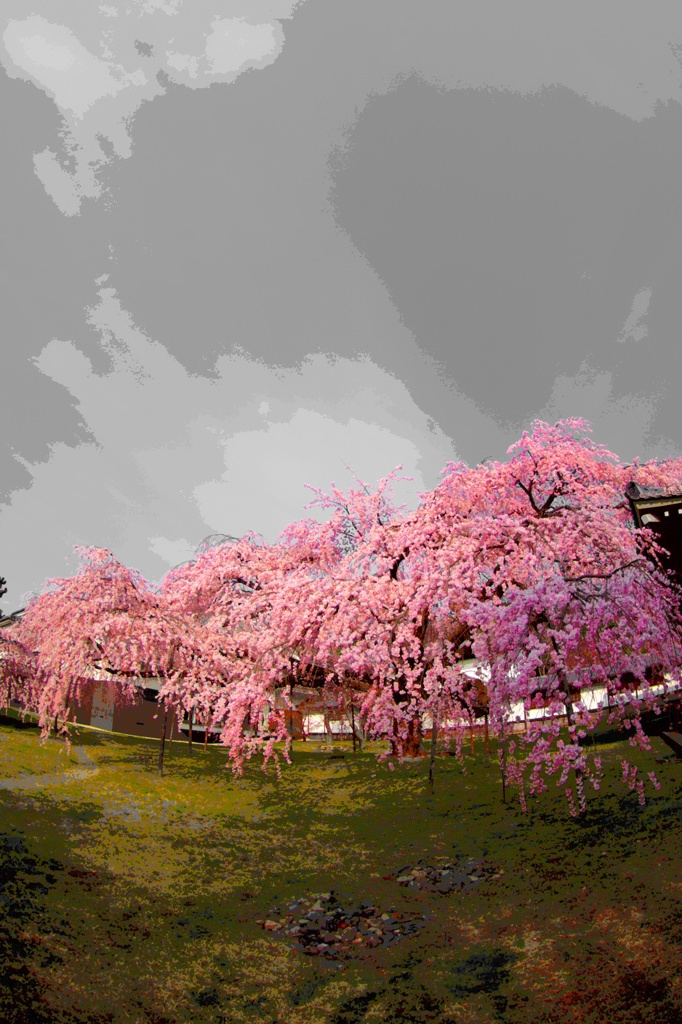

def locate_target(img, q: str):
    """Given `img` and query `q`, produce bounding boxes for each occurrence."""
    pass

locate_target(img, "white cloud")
[3,16,138,118]
[534,357,672,464]
[8,284,456,600]
[138,0,182,14]
[193,408,427,540]
[149,536,197,566]
[0,2,307,216]
[165,49,199,78]
[617,287,652,344]
[4,0,680,220]
[21,34,77,71]
[205,18,279,75]
[32,148,102,216]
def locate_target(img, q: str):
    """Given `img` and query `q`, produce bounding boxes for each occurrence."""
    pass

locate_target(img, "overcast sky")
[2,0,682,613]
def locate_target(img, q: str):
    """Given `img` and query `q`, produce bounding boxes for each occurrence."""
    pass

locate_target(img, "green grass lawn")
[1,713,681,1024]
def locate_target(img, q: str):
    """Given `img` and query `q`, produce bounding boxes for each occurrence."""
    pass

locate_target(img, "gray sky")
[2,0,682,613]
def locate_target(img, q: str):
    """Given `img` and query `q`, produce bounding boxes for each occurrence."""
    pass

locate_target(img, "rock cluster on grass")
[383,856,503,894]
[257,857,503,961]
[257,891,430,959]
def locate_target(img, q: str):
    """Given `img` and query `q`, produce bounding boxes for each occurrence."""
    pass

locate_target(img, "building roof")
[625,481,682,504]
[0,609,24,630]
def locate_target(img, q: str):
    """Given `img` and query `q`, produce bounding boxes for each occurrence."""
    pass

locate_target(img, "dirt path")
[0,745,99,791]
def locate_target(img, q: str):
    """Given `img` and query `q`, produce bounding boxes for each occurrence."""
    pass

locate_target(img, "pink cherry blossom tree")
[9,547,235,771]
[412,418,682,810]
[195,419,682,814]
[0,624,42,721]
[177,472,478,772]
[156,479,409,773]
[8,420,682,815]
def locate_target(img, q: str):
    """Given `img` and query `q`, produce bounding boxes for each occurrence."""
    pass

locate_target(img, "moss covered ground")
[1,711,681,1023]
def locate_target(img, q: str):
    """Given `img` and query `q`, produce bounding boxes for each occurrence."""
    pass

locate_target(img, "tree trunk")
[349,701,365,752]
[562,679,584,811]
[262,700,271,738]
[391,714,427,758]
[356,711,366,752]
[500,719,507,804]
[188,709,193,753]
[428,700,440,793]
[558,669,575,730]
[469,713,475,756]
[288,684,294,762]
[351,703,356,754]
[204,714,210,752]
[158,706,169,775]
[63,681,74,736]
[484,713,489,766]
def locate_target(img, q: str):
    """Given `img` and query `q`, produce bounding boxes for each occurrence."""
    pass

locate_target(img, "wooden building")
[625,481,682,587]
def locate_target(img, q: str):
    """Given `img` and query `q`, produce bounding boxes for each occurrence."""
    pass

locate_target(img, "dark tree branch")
[515,478,561,517]
[564,559,641,583]
[389,547,410,581]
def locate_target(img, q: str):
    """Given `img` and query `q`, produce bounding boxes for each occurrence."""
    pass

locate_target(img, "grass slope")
[1,714,681,1023]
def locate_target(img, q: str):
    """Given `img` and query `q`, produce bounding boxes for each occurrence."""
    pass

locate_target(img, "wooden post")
[469,713,474,756]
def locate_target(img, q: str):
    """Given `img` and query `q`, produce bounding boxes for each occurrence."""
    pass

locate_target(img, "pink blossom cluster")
[2,418,682,812]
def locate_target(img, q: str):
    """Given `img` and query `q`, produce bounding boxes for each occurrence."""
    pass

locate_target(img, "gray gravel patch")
[0,745,99,791]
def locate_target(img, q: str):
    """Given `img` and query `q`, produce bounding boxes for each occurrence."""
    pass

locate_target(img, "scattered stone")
[257,859,500,959]
[258,889,431,959]
[383,856,500,894]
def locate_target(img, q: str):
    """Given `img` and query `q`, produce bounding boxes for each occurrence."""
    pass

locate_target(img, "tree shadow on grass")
[0,831,76,1024]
